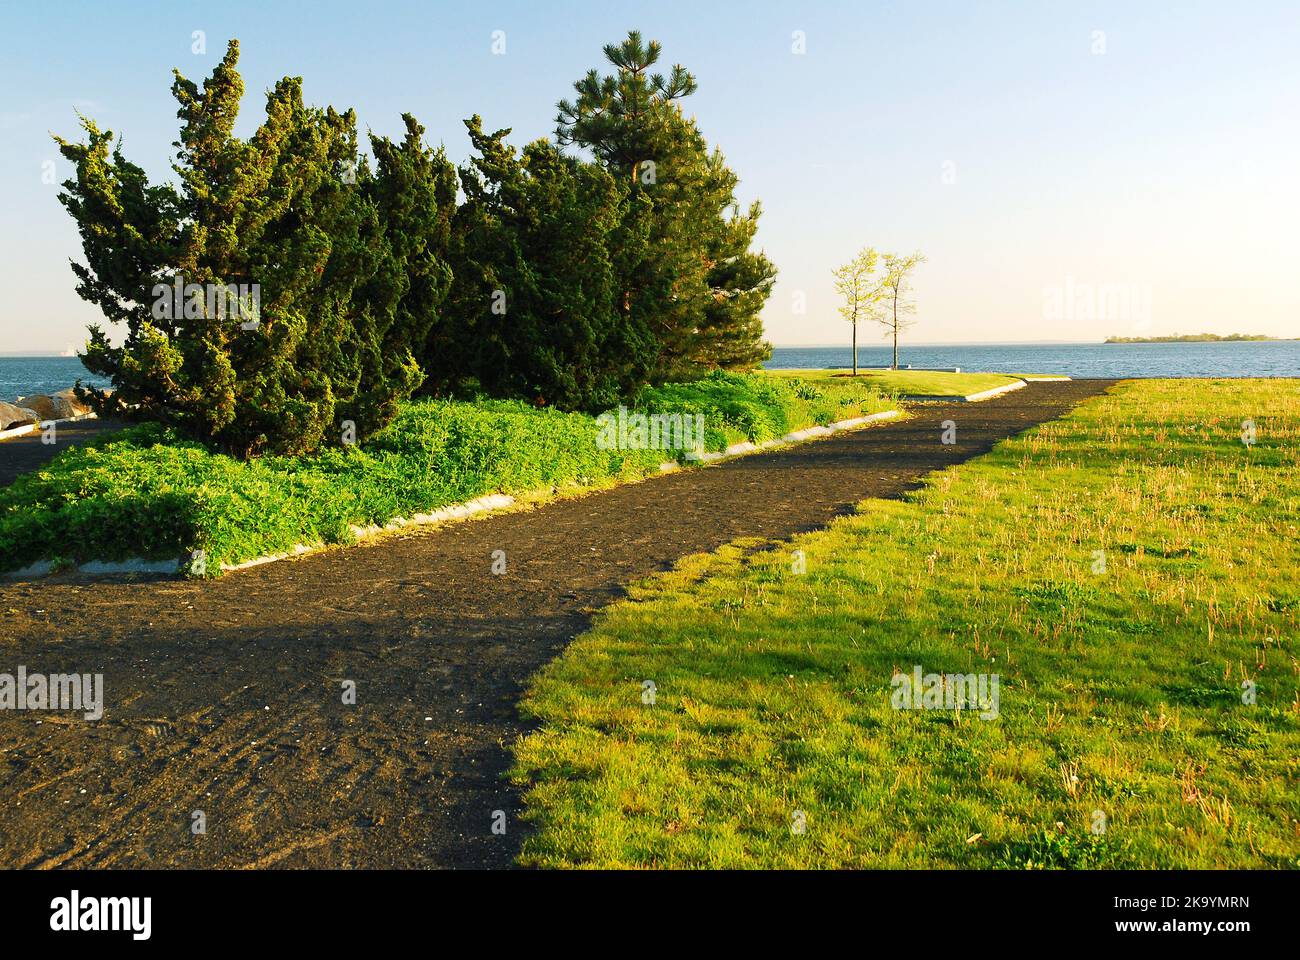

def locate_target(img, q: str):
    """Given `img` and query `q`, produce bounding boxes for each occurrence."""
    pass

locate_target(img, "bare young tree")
[878,252,926,370]
[831,247,884,375]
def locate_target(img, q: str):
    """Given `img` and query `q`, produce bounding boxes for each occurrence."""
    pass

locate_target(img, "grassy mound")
[768,368,1023,397]
[0,372,893,574]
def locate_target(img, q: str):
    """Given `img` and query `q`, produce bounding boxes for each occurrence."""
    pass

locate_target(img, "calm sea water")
[0,356,109,403]
[766,341,1300,379]
[2,342,1297,402]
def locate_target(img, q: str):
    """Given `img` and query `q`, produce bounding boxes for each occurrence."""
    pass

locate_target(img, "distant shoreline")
[1103,334,1293,344]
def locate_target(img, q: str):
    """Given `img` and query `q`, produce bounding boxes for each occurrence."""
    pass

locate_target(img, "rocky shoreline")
[0,387,96,431]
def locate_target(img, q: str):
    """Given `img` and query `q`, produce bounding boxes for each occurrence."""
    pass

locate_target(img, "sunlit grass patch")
[513,379,1300,868]
[766,368,1022,397]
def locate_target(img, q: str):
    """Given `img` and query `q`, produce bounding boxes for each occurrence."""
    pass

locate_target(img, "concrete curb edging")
[4,409,901,582]
[220,493,524,573]
[7,557,181,579]
[963,379,1030,402]
[901,379,1030,403]
[0,411,98,441]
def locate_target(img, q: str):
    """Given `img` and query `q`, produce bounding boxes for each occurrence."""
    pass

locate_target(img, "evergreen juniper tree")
[443,116,651,409]
[55,40,449,456]
[356,113,457,422]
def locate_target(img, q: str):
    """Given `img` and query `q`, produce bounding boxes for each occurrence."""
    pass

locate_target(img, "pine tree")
[555,31,774,381]
[695,152,776,370]
[555,31,697,184]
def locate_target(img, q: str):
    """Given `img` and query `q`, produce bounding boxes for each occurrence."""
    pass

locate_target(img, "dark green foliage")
[696,192,776,370]
[55,33,778,441]
[556,31,776,380]
[555,30,698,174]
[353,113,458,434]
[439,117,655,410]
[55,41,451,456]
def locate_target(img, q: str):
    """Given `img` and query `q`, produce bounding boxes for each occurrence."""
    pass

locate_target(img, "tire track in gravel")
[0,379,1115,868]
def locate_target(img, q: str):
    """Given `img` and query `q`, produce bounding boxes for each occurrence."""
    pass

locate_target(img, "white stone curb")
[963,379,1029,402]
[901,379,1030,403]
[7,556,180,579]
[674,409,900,467]
[219,541,337,573]
[218,493,523,573]
[0,411,98,441]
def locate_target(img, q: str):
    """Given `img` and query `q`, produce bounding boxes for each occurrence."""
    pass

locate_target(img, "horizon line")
[8,337,1298,358]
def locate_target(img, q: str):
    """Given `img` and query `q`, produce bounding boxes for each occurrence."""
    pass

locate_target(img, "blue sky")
[2,0,1298,353]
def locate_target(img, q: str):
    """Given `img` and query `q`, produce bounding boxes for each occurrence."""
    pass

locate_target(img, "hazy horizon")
[2,0,1297,354]
[5,335,1296,360]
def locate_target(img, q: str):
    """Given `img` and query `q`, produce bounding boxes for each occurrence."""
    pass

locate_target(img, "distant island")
[1104,333,1290,344]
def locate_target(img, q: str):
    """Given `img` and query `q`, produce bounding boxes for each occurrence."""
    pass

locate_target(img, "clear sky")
[2,0,1297,354]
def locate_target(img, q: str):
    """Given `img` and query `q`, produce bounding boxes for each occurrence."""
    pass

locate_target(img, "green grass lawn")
[512,379,1300,868]
[767,368,1022,397]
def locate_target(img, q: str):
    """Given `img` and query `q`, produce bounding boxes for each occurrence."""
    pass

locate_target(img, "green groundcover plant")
[0,372,891,575]
[56,40,454,457]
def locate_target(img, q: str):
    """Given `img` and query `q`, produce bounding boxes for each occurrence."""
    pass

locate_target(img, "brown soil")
[0,380,1113,869]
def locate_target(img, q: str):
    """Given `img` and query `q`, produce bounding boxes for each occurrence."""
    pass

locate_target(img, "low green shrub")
[640,371,881,449]
[1,375,891,575]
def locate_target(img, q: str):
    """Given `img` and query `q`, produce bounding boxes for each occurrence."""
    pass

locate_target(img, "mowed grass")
[767,368,1022,397]
[512,379,1300,868]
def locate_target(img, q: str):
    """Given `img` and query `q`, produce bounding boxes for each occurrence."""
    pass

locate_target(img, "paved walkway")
[0,418,123,486]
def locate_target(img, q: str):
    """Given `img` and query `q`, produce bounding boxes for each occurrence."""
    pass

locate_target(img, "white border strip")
[6,557,179,578]
[677,409,900,466]
[0,411,98,441]
[901,379,1029,403]
[219,493,520,573]
[962,379,1029,402]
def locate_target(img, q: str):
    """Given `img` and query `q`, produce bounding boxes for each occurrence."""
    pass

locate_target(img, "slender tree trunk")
[852,321,858,375]
[892,295,900,369]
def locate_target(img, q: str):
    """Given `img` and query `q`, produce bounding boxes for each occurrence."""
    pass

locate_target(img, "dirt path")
[0,380,1113,869]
